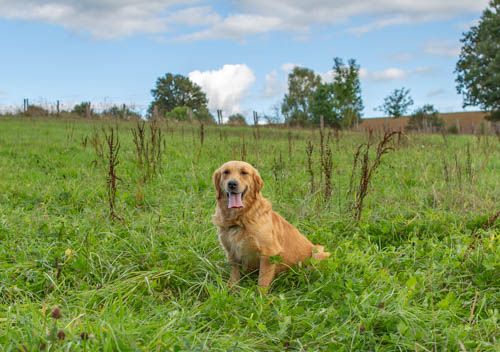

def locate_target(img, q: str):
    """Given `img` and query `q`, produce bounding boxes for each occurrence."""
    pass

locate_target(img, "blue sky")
[0,0,489,118]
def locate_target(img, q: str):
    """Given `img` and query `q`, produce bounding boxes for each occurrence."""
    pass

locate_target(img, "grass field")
[0,117,498,351]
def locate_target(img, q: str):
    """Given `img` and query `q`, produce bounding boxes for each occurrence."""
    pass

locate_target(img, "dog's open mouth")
[227,190,245,209]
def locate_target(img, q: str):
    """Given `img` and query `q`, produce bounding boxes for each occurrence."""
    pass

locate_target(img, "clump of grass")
[199,122,205,146]
[90,127,104,161]
[241,135,247,161]
[131,119,164,181]
[305,139,315,194]
[349,130,401,221]
[103,126,122,220]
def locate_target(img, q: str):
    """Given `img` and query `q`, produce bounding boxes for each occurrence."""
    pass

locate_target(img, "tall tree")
[330,58,364,127]
[149,73,208,118]
[311,83,340,128]
[378,87,414,118]
[455,0,500,121]
[281,67,321,126]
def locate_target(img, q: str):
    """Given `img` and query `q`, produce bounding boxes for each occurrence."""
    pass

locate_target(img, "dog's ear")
[252,170,264,195]
[212,168,223,200]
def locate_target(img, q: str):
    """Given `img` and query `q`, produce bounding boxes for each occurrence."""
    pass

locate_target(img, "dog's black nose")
[228,180,238,190]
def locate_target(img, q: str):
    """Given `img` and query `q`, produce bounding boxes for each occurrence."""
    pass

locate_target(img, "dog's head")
[212,161,263,209]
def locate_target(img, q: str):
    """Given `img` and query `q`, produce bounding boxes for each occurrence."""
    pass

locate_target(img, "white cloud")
[0,0,487,39]
[424,41,461,57]
[365,68,408,81]
[358,66,434,82]
[320,70,335,83]
[0,0,197,39]
[263,70,285,98]
[165,6,221,27]
[239,0,488,35]
[188,64,256,115]
[177,14,282,41]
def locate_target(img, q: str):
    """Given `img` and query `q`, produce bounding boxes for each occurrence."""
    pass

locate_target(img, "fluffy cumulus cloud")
[188,64,255,115]
[0,0,488,39]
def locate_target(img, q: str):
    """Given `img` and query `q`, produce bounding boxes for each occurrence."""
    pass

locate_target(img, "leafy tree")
[311,83,339,128]
[195,107,215,123]
[378,87,414,118]
[227,113,247,125]
[455,0,500,121]
[149,73,208,118]
[281,67,321,126]
[406,104,444,131]
[71,102,92,117]
[330,58,364,128]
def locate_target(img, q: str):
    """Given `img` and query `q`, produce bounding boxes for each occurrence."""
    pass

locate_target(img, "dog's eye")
[223,170,230,175]
[241,170,248,175]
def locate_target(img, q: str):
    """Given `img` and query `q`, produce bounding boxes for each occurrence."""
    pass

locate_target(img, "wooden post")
[56,100,60,115]
[253,111,260,139]
[85,102,91,119]
[217,109,223,125]
[153,105,159,120]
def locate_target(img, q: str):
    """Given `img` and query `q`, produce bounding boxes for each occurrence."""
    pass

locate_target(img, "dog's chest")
[218,226,260,267]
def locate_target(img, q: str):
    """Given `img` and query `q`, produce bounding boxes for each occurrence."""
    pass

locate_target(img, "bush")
[24,105,49,117]
[227,113,247,125]
[101,105,142,120]
[447,125,460,134]
[406,104,444,132]
[71,102,92,117]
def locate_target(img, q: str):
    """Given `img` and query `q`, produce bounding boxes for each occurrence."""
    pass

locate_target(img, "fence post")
[85,102,91,119]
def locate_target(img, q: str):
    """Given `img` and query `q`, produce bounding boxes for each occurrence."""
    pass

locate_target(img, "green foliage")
[166,106,215,123]
[227,113,247,125]
[193,107,215,124]
[149,73,208,118]
[71,102,92,116]
[455,0,500,120]
[281,67,321,126]
[378,87,414,118]
[311,83,339,128]
[407,104,444,131]
[167,106,192,121]
[101,105,141,119]
[0,118,498,350]
[330,58,364,128]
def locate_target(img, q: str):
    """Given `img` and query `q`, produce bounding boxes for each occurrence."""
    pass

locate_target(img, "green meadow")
[0,117,498,351]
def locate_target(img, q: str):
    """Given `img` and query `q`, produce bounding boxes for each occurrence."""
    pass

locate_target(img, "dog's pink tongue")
[228,193,243,208]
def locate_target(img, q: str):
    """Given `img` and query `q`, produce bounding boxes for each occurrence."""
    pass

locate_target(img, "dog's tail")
[312,245,330,260]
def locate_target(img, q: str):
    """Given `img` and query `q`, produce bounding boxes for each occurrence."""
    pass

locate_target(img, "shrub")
[227,113,247,126]
[406,104,444,132]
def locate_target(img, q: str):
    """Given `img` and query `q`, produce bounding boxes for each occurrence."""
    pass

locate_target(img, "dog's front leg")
[258,255,276,291]
[228,264,240,288]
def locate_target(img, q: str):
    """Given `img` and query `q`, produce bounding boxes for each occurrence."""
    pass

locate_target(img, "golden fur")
[212,160,330,289]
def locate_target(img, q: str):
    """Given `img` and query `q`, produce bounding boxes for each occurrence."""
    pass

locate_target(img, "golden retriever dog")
[212,161,330,290]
